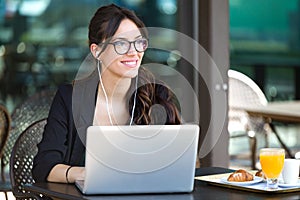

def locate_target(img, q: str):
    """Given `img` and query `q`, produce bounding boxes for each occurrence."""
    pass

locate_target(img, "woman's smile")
[121,59,139,68]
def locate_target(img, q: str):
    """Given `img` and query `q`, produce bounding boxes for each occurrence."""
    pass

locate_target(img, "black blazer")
[32,66,181,182]
[33,69,99,182]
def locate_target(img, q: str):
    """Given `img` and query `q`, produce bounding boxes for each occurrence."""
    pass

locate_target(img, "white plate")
[279,180,300,188]
[220,176,263,186]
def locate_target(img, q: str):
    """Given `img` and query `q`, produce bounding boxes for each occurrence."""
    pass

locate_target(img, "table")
[245,101,300,158]
[24,167,300,200]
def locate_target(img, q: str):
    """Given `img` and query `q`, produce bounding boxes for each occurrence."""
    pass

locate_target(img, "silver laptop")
[75,124,199,195]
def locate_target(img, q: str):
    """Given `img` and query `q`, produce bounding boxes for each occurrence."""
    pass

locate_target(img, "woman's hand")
[47,164,85,183]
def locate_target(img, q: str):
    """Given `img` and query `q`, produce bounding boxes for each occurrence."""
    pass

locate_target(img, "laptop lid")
[76,124,199,195]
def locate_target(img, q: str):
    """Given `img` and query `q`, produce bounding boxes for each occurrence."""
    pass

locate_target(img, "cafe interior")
[0,0,300,199]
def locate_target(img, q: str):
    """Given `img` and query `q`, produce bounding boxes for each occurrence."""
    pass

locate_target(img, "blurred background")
[0,0,300,168]
[0,0,183,111]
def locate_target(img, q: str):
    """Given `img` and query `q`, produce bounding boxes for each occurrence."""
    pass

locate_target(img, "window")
[230,0,300,101]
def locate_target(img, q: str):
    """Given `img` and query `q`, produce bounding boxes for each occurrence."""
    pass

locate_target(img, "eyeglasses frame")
[99,38,149,55]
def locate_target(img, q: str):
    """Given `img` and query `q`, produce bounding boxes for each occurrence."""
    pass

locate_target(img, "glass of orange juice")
[259,148,285,189]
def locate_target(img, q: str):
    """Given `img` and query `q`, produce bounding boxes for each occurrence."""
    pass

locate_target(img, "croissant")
[227,169,254,182]
[255,169,266,179]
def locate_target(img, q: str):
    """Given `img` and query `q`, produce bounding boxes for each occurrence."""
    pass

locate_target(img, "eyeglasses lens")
[134,39,148,52]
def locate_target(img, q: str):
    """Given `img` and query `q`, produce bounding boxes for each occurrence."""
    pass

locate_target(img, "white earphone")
[95,50,101,59]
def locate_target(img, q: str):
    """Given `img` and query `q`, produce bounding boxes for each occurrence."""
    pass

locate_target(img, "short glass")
[259,148,285,189]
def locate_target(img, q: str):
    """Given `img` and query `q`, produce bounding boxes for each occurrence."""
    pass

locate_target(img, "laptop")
[75,124,200,195]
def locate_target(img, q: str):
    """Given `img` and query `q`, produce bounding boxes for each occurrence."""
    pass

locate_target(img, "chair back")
[0,104,10,158]
[228,70,270,169]
[228,70,268,133]
[2,89,55,169]
[0,104,11,182]
[10,119,46,199]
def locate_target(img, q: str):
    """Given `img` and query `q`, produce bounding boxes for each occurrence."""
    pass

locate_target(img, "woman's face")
[99,19,145,79]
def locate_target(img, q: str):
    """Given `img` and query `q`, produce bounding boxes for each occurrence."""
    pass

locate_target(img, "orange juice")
[260,148,285,179]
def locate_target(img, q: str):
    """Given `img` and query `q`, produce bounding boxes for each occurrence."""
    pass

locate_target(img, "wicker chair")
[10,119,47,200]
[1,89,56,181]
[228,70,271,169]
[0,104,11,199]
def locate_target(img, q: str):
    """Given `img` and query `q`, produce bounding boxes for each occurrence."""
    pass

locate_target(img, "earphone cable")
[129,76,138,125]
[97,59,137,126]
[97,60,114,125]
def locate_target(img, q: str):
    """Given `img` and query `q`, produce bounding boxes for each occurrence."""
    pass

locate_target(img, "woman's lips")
[121,60,138,68]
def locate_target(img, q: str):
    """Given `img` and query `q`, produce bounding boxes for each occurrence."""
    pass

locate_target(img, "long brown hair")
[129,68,181,125]
[88,4,181,125]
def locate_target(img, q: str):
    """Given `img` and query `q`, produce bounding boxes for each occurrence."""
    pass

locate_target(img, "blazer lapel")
[73,69,99,144]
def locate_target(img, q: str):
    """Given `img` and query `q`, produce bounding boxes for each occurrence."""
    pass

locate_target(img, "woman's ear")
[90,43,100,59]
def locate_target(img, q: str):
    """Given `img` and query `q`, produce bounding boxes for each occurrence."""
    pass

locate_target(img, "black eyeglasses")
[104,38,148,55]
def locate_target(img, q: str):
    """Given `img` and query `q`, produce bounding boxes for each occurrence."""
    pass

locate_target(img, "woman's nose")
[126,43,138,55]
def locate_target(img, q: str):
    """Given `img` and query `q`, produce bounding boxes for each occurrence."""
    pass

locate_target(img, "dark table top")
[24,167,300,200]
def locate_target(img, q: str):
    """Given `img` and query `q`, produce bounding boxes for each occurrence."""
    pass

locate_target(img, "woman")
[32,4,181,183]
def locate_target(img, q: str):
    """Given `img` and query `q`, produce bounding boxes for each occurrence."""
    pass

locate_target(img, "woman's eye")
[114,41,127,47]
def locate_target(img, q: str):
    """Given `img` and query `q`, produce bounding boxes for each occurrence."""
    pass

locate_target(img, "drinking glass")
[259,148,285,189]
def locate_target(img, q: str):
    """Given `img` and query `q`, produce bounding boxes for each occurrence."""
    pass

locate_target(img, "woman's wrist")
[65,166,85,183]
[47,164,85,183]
[65,166,73,183]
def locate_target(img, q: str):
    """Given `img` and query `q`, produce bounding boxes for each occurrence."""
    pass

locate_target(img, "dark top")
[32,69,181,182]
[33,70,99,182]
